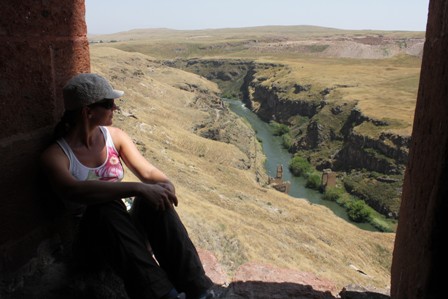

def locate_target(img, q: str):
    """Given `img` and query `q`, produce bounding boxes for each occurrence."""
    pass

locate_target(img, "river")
[224,98,377,231]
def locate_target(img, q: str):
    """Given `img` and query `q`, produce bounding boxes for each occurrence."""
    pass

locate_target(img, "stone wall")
[0,0,90,278]
[391,0,447,298]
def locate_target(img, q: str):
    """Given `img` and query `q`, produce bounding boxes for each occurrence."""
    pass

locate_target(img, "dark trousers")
[73,198,212,299]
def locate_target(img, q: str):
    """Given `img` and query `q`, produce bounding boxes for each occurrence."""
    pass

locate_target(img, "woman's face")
[87,99,119,126]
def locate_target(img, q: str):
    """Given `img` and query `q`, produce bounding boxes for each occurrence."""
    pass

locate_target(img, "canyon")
[163,57,413,221]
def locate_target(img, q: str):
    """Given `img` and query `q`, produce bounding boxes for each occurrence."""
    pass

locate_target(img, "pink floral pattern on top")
[95,147,123,181]
[96,146,123,181]
[84,146,123,181]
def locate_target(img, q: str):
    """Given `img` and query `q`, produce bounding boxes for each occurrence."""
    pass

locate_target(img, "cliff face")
[248,83,321,122]
[246,75,408,170]
[333,108,409,174]
[334,132,408,174]
[167,58,408,218]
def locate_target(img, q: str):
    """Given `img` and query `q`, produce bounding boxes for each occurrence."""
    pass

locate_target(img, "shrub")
[323,187,344,201]
[370,217,394,233]
[289,156,312,177]
[306,173,322,190]
[347,200,371,223]
[282,133,293,150]
[337,193,353,206]
[270,121,290,136]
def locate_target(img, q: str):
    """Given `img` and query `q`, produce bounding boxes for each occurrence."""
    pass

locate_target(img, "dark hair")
[53,110,80,140]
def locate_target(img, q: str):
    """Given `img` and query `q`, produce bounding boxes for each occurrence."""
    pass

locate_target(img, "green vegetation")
[322,186,345,202]
[324,184,398,231]
[281,133,294,150]
[305,173,322,190]
[271,121,290,136]
[270,121,294,150]
[343,171,402,215]
[288,155,322,191]
[289,156,312,177]
[321,185,396,232]
[346,200,371,223]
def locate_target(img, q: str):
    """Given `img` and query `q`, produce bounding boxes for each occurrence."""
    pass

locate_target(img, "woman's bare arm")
[109,126,177,194]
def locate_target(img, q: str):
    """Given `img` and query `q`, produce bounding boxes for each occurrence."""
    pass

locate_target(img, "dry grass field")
[89,46,395,291]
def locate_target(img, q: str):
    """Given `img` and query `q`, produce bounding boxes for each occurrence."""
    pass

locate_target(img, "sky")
[85,0,429,35]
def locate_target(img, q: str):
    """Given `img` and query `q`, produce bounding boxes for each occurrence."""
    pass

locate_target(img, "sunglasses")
[89,99,117,110]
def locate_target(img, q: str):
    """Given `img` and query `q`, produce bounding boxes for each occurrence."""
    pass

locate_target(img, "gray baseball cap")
[63,73,124,110]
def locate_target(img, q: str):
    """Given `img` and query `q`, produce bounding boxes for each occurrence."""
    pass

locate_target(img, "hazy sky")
[85,0,429,34]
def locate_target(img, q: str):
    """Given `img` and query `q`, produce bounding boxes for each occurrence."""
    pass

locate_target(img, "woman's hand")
[139,183,178,211]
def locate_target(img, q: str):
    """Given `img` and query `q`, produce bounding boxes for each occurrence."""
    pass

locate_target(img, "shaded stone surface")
[339,284,390,299]
[226,262,338,299]
[232,262,338,295]
[1,249,342,299]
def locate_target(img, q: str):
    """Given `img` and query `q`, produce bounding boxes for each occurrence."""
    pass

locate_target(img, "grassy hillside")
[89,46,395,290]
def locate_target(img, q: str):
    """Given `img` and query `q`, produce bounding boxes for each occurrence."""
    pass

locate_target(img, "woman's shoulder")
[105,126,127,138]
[41,142,68,166]
[42,142,62,156]
[105,126,133,148]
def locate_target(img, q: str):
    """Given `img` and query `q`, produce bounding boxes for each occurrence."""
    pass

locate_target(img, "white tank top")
[56,126,125,213]
[57,126,124,182]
